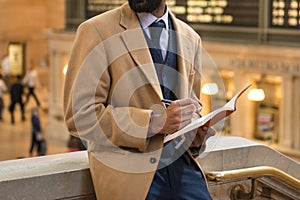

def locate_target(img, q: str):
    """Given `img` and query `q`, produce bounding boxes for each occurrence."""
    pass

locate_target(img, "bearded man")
[64,0,213,199]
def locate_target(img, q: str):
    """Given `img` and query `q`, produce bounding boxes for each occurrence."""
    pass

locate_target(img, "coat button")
[149,157,157,164]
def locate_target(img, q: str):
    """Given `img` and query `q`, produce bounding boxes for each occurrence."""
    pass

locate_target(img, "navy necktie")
[149,20,165,50]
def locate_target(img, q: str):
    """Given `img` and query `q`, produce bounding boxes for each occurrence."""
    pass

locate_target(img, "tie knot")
[150,20,165,29]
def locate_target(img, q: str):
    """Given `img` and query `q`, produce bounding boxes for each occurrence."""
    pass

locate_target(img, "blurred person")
[0,74,7,121]
[29,107,46,156]
[9,75,25,124]
[22,66,41,107]
[1,53,11,87]
[64,1,214,199]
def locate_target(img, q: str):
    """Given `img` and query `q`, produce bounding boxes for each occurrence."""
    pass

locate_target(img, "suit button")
[149,157,157,164]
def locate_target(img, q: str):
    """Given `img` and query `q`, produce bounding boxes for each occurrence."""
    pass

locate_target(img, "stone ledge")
[0,136,299,199]
[0,151,95,200]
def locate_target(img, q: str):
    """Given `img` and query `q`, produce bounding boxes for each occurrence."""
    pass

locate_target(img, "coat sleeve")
[63,20,152,152]
[192,37,202,102]
[190,34,208,158]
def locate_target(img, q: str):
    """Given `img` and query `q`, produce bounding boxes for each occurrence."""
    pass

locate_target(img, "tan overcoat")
[64,3,204,199]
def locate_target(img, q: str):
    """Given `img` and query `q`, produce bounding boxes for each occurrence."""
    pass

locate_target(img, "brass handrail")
[206,166,300,190]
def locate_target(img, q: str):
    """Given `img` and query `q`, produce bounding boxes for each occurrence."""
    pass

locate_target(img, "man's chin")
[128,0,162,13]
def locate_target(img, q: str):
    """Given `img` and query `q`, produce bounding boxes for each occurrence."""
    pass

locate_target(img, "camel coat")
[64,3,204,199]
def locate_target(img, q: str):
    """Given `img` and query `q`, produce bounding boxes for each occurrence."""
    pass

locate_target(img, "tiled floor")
[0,93,68,161]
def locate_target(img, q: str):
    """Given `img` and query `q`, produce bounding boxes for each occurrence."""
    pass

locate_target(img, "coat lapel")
[119,3,163,100]
[169,13,192,99]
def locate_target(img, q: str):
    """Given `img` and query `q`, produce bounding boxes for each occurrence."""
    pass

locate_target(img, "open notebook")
[164,84,252,143]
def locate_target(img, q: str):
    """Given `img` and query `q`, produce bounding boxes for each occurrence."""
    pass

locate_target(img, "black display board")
[80,0,300,46]
[86,0,259,27]
[86,0,300,28]
[86,0,126,18]
[270,0,300,28]
[170,0,259,27]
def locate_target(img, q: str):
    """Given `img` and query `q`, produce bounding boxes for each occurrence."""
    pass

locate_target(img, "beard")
[128,0,162,13]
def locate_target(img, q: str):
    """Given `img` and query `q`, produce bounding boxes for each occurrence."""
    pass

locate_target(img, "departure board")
[78,0,300,46]
[86,0,126,18]
[271,0,300,28]
[86,0,300,28]
[169,0,259,27]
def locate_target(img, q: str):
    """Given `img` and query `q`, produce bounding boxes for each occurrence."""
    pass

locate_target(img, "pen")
[161,98,202,116]
[161,98,173,106]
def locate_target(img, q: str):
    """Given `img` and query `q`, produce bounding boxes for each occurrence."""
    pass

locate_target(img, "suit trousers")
[146,151,212,200]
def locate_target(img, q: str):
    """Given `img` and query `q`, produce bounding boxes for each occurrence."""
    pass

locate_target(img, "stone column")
[291,77,300,151]
[44,30,75,142]
[230,70,254,138]
[279,75,293,149]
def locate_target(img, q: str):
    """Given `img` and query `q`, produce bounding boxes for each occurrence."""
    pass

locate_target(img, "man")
[64,0,213,199]
[0,74,7,121]
[23,66,41,107]
[9,75,25,124]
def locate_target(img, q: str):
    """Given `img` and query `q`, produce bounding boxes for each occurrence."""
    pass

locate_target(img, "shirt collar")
[136,5,169,30]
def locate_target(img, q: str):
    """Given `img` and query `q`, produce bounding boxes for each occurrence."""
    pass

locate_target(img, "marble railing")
[0,151,95,200]
[199,136,300,199]
[0,136,299,200]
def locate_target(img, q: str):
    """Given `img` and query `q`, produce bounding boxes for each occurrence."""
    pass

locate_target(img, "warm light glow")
[247,88,265,101]
[63,65,68,75]
[201,83,219,95]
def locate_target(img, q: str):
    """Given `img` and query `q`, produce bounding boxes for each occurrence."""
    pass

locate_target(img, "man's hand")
[186,126,216,148]
[149,98,201,135]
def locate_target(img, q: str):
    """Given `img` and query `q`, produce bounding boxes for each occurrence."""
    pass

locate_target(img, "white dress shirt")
[136,6,169,60]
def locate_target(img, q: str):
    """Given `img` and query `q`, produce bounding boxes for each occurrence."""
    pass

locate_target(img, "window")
[66,0,86,30]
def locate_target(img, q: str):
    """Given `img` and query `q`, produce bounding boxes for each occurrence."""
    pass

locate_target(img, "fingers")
[207,127,216,138]
[150,98,202,135]
[166,98,201,130]
[168,98,201,119]
[171,98,202,112]
[190,133,204,147]
[184,129,198,144]
[190,126,216,147]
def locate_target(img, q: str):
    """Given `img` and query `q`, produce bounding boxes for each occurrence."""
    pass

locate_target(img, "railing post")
[230,179,257,200]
